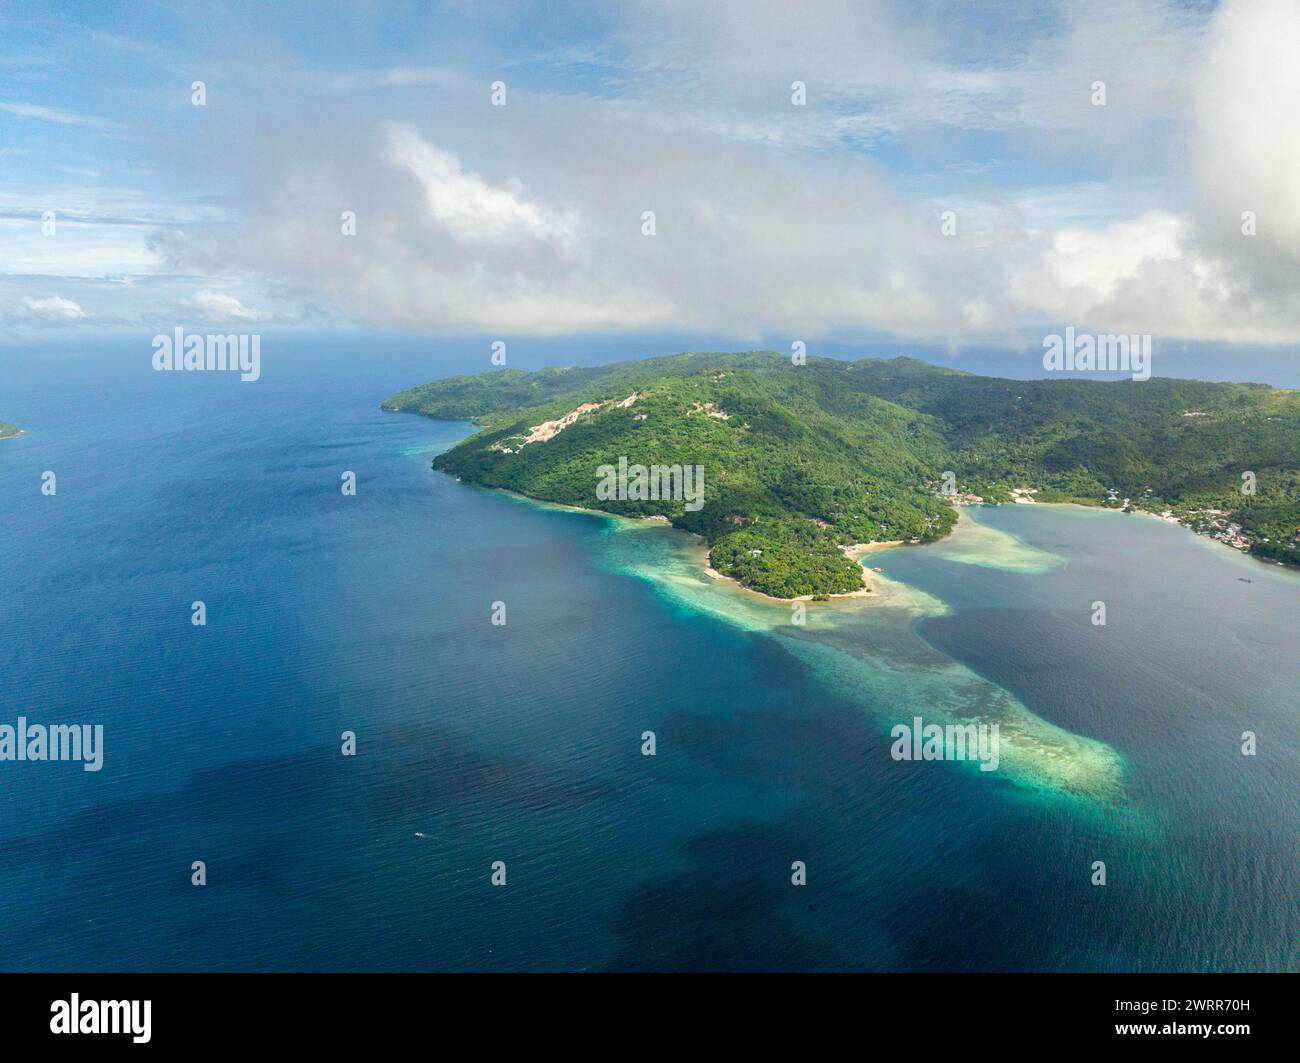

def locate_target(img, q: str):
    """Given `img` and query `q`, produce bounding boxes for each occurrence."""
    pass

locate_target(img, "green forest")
[385,352,1300,597]
[0,422,21,440]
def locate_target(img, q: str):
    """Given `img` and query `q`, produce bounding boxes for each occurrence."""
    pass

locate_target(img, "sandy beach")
[700,552,878,601]
[842,539,906,560]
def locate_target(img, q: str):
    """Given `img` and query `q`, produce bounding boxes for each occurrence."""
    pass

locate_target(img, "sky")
[1,0,1298,377]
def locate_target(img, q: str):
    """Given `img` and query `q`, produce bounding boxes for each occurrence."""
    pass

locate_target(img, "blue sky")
[2,0,1298,371]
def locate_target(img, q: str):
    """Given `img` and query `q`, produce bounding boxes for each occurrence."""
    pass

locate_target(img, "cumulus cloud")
[16,295,90,323]
[1190,0,1300,303]
[181,290,268,322]
[384,124,577,244]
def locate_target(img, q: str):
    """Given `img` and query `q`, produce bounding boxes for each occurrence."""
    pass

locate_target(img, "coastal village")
[928,479,1298,563]
[1176,509,1251,551]
[948,486,1038,507]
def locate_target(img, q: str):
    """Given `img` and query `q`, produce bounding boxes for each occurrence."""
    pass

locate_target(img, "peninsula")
[385,353,1300,597]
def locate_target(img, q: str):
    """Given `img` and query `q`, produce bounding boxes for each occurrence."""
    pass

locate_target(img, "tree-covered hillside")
[385,353,1300,597]
[0,422,21,440]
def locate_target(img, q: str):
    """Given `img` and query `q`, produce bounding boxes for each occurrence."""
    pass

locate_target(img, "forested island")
[0,422,21,440]
[385,352,1300,598]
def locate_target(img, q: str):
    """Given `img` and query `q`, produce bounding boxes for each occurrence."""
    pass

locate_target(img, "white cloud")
[1191,0,1300,296]
[0,101,120,129]
[182,290,268,322]
[291,65,467,95]
[17,295,89,322]
[1003,212,1294,344]
[383,124,577,244]
[0,181,213,278]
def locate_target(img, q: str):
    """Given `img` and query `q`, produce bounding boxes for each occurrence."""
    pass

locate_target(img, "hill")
[385,353,1300,597]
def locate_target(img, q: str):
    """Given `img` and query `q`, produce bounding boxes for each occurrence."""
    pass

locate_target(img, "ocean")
[1,339,1297,971]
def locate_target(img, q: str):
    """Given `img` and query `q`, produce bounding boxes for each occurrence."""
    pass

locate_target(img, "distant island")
[385,353,1300,597]
[0,422,21,441]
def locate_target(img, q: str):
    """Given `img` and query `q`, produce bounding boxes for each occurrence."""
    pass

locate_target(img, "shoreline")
[842,539,906,560]
[454,472,1292,602]
[479,482,937,605]
[1006,498,1295,570]
[700,553,879,602]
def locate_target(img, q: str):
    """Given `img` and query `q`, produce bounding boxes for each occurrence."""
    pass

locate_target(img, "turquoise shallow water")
[1,342,1297,971]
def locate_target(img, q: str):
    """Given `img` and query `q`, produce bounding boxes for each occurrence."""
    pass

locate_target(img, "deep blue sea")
[1,339,1298,971]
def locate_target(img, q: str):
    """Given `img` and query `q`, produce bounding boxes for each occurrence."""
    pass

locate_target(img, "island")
[0,422,21,441]
[385,352,1300,597]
